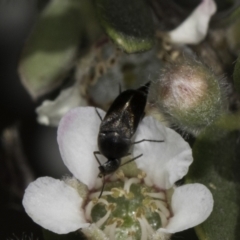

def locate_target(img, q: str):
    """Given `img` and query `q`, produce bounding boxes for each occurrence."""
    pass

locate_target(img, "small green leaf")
[186,129,240,240]
[19,0,83,99]
[233,56,240,94]
[94,0,154,53]
[43,229,87,240]
[215,113,240,131]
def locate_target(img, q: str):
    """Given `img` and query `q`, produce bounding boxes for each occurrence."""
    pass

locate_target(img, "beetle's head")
[98,158,121,177]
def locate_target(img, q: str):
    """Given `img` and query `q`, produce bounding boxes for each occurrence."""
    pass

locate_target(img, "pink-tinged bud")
[148,58,228,135]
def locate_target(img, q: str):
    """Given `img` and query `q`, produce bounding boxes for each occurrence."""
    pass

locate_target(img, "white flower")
[22,107,213,239]
[169,0,217,45]
[36,85,87,126]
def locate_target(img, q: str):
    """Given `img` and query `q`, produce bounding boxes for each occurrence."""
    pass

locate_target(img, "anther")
[106,203,116,212]
[135,207,146,218]
[111,187,125,198]
[125,191,134,199]
[137,171,147,179]
[142,197,151,206]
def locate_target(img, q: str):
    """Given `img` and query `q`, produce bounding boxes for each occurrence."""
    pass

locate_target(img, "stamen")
[114,217,124,227]
[128,230,136,237]
[142,216,154,235]
[157,211,168,227]
[109,221,117,240]
[85,200,95,221]
[96,210,112,228]
[86,197,110,221]
[124,178,140,193]
[150,200,170,218]
[111,188,125,198]
[137,171,147,179]
[125,191,134,199]
[103,224,111,236]
[144,192,165,200]
[135,207,146,218]
[106,203,116,211]
[87,175,170,239]
[98,198,110,206]
[143,176,153,187]
[137,217,148,240]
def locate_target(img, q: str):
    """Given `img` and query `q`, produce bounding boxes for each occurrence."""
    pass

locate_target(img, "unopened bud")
[148,58,228,135]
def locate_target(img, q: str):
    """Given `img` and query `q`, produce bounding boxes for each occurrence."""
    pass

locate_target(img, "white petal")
[159,184,214,233]
[22,177,89,234]
[57,107,106,189]
[36,85,87,126]
[133,116,193,189]
[169,0,217,45]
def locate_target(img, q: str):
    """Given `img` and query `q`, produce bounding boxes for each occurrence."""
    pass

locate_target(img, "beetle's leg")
[120,154,143,167]
[95,108,103,121]
[99,178,105,198]
[133,139,164,145]
[93,151,106,198]
[94,151,102,166]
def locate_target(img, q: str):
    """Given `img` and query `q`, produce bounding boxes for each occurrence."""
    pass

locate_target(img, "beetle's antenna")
[98,175,105,198]
[94,151,102,165]
[133,139,164,145]
[95,108,103,121]
[138,81,151,95]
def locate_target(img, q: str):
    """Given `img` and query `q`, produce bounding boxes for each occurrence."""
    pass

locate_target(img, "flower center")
[84,171,170,240]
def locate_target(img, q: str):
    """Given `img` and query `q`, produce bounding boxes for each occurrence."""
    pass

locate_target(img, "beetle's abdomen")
[102,89,147,136]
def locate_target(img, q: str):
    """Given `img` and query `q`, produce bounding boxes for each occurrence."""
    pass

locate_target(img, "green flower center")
[85,172,170,240]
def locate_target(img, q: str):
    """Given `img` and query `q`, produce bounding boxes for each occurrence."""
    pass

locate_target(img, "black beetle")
[94,82,163,196]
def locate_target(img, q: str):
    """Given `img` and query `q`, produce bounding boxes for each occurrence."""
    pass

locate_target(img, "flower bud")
[148,58,228,135]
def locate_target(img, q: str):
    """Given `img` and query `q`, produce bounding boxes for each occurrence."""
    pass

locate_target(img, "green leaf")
[43,229,87,240]
[94,0,154,53]
[186,130,240,240]
[215,113,240,131]
[19,0,83,99]
[233,56,240,94]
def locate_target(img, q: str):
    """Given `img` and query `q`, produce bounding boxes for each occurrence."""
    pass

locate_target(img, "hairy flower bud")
[148,58,228,135]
